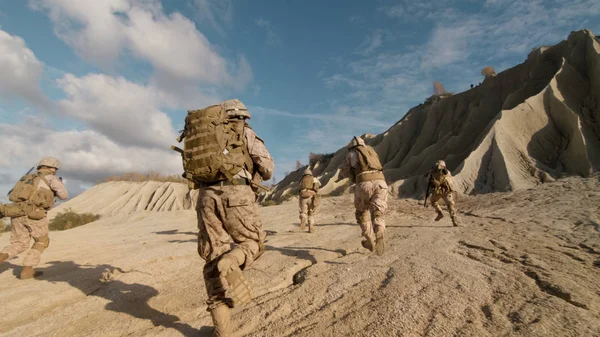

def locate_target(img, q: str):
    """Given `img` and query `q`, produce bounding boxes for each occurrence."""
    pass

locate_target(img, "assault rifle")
[424,172,433,207]
[6,166,35,196]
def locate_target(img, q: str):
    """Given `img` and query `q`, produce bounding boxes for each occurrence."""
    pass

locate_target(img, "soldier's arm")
[47,175,69,200]
[340,152,352,179]
[245,127,274,181]
[313,178,321,192]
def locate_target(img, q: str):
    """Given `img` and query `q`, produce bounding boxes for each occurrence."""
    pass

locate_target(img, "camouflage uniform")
[195,100,274,336]
[342,136,388,256]
[298,168,320,232]
[0,158,68,279]
[428,160,459,226]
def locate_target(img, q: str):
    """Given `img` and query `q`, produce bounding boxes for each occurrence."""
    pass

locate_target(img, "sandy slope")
[1,176,599,337]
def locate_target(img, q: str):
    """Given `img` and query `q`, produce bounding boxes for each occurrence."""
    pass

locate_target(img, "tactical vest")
[8,173,55,210]
[176,105,254,188]
[353,146,385,183]
[431,169,452,193]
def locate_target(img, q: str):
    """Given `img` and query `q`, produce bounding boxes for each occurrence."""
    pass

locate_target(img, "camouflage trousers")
[1,216,50,266]
[196,184,265,310]
[431,190,456,217]
[354,180,388,239]
[299,192,318,226]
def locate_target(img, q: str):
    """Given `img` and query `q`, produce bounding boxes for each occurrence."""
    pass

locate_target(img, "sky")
[0,0,599,201]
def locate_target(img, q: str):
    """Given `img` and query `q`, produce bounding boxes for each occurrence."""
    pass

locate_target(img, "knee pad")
[373,210,383,218]
[32,235,50,252]
[355,210,368,224]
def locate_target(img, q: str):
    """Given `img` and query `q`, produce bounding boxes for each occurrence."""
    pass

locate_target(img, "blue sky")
[0,0,599,201]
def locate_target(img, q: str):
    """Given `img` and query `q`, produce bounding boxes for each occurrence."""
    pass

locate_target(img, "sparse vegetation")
[49,208,101,231]
[102,171,187,184]
[261,200,277,207]
[433,81,448,95]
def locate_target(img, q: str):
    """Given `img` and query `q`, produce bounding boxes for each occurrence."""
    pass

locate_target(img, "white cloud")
[356,30,386,56]
[55,73,180,148]
[0,29,47,105]
[30,0,252,90]
[255,19,282,46]
[0,118,182,185]
[193,0,232,36]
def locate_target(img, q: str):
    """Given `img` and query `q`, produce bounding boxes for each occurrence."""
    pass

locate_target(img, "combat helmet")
[38,157,61,170]
[435,160,446,169]
[222,99,251,119]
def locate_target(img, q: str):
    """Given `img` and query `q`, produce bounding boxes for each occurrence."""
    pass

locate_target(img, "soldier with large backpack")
[0,157,68,279]
[341,136,388,256]
[172,99,273,336]
[298,167,321,233]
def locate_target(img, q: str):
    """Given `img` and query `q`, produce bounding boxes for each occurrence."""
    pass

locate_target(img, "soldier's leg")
[444,193,459,227]
[370,182,388,256]
[0,217,32,263]
[355,185,374,251]
[299,197,308,231]
[430,194,444,221]
[22,218,50,269]
[307,196,316,233]
[197,188,235,336]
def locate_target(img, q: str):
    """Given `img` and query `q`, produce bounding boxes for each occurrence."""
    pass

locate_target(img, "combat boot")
[218,249,252,306]
[451,216,460,227]
[20,266,43,280]
[375,230,386,256]
[0,253,8,263]
[434,212,444,221]
[361,235,375,252]
[210,304,232,337]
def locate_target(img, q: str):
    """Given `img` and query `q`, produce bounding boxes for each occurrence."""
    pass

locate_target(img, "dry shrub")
[261,200,277,207]
[433,81,447,95]
[481,66,496,77]
[49,208,101,231]
[103,171,186,184]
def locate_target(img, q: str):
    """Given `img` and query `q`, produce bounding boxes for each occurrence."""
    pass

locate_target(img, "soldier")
[0,157,68,279]
[341,136,388,256]
[298,167,320,233]
[194,99,274,336]
[426,160,459,227]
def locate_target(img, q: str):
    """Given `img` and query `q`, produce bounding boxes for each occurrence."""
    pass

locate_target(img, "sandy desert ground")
[1,175,599,337]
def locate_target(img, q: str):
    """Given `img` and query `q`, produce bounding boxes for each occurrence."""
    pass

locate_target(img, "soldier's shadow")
[34,261,209,336]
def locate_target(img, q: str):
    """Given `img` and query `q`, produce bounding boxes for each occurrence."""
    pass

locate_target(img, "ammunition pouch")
[2,203,27,218]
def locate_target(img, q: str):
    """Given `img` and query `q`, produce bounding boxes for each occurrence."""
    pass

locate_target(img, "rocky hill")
[265,29,600,203]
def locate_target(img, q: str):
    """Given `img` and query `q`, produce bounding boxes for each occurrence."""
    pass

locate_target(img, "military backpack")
[8,173,55,210]
[174,104,253,188]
